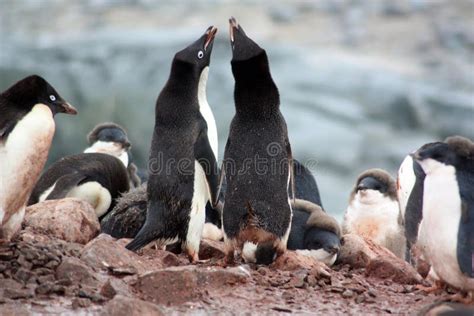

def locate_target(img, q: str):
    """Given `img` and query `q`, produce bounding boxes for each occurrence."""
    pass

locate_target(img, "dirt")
[0,232,470,315]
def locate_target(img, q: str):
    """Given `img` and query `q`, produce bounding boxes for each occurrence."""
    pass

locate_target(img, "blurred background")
[1,0,473,220]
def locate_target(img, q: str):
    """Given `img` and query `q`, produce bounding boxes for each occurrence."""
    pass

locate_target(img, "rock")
[338,234,422,284]
[341,289,354,298]
[80,234,153,274]
[101,295,165,316]
[136,265,250,305]
[199,239,226,260]
[24,198,100,244]
[0,304,30,316]
[56,257,99,286]
[271,251,331,278]
[3,287,34,299]
[100,278,131,299]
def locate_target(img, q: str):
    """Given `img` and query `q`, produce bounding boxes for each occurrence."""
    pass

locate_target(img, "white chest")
[198,67,218,160]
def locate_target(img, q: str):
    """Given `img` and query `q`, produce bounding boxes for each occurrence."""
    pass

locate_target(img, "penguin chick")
[28,153,130,220]
[415,136,474,292]
[0,74,77,240]
[84,122,142,187]
[125,26,219,263]
[221,17,293,265]
[101,184,147,238]
[287,199,341,266]
[343,169,406,258]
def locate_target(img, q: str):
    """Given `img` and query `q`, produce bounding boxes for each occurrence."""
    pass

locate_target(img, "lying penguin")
[28,153,130,219]
[84,122,142,187]
[0,75,77,240]
[287,199,341,266]
[342,168,406,258]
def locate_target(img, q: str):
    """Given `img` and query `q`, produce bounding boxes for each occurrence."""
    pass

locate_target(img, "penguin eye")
[49,95,56,102]
[197,50,204,59]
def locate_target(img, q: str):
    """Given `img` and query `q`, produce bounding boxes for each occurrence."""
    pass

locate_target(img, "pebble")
[341,289,354,298]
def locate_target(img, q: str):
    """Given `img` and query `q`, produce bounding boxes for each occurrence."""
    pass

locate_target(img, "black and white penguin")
[342,169,406,258]
[415,136,474,292]
[287,199,341,266]
[28,153,130,219]
[125,26,219,262]
[0,75,77,240]
[221,17,293,265]
[397,154,426,262]
[84,122,142,187]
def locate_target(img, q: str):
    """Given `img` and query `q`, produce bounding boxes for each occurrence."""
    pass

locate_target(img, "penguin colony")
[0,18,472,299]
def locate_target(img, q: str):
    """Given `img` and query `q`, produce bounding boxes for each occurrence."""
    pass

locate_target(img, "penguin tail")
[242,241,278,265]
[125,229,156,251]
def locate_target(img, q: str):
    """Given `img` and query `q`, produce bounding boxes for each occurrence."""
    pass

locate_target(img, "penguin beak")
[204,26,217,51]
[61,102,78,115]
[229,16,239,44]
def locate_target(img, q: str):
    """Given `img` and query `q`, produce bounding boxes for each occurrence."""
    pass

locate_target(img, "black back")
[223,23,292,240]
[28,153,130,217]
[126,27,219,251]
[294,159,322,206]
[0,75,72,141]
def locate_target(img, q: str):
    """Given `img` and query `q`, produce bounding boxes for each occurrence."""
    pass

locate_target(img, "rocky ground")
[1,199,472,315]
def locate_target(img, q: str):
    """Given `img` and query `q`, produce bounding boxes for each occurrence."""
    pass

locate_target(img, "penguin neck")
[232,53,280,118]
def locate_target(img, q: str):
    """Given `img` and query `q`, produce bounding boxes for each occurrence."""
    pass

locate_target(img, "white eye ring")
[49,95,56,101]
[197,50,204,59]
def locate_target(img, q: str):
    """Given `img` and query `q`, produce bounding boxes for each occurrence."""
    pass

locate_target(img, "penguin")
[294,159,323,206]
[125,26,219,263]
[28,153,130,219]
[414,136,474,292]
[287,199,341,266]
[0,75,77,240]
[84,122,142,187]
[342,169,406,258]
[101,184,147,238]
[221,17,293,265]
[397,153,426,263]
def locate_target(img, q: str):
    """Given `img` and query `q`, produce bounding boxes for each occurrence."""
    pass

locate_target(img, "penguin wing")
[0,111,24,141]
[286,138,295,203]
[195,127,219,207]
[457,200,473,277]
[44,172,87,200]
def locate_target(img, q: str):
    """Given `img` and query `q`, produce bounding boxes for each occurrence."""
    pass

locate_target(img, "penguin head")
[3,75,77,116]
[87,123,131,149]
[303,228,341,266]
[415,136,474,174]
[84,122,131,167]
[229,17,264,62]
[173,26,217,73]
[352,169,397,203]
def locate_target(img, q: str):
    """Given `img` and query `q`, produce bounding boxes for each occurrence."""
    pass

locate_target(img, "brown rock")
[338,234,422,284]
[271,251,331,278]
[101,295,165,316]
[80,234,152,274]
[136,265,250,305]
[0,304,30,316]
[199,239,226,260]
[56,257,99,286]
[3,287,34,299]
[24,198,100,244]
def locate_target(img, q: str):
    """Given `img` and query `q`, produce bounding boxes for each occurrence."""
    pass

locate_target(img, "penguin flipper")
[286,138,295,203]
[125,199,166,251]
[45,173,87,200]
[457,201,473,277]
[195,128,219,207]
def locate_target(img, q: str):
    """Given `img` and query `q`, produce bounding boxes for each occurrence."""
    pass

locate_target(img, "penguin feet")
[415,280,446,294]
[186,249,200,263]
[446,291,473,304]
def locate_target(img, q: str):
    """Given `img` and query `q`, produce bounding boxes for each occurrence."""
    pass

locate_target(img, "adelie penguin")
[0,75,77,240]
[287,199,341,266]
[342,169,406,258]
[415,136,474,294]
[221,18,293,265]
[28,152,130,220]
[84,122,142,187]
[126,26,219,262]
